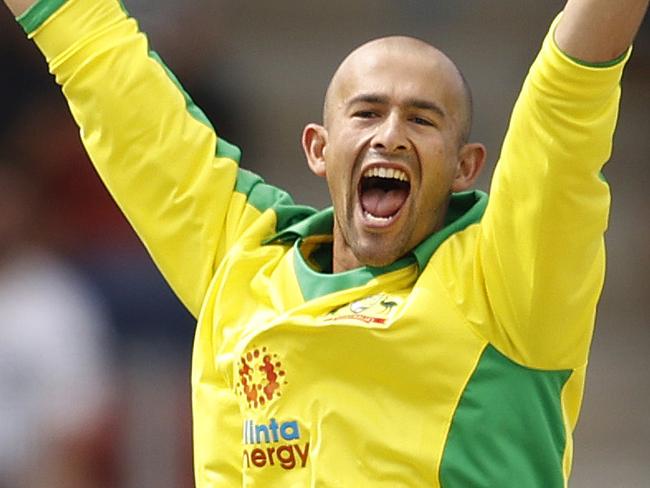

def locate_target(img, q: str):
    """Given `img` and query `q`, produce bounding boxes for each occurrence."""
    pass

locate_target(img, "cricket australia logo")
[325,293,403,325]
[235,346,287,409]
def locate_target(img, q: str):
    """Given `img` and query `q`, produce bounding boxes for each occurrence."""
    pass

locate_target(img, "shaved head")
[302,34,486,272]
[324,36,473,145]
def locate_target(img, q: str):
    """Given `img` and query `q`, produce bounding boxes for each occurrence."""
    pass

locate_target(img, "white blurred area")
[0,165,115,488]
[0,253,114,488]
[0,1,648,486]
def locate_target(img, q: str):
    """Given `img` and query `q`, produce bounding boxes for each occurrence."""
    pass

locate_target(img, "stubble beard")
[338,199,416,269]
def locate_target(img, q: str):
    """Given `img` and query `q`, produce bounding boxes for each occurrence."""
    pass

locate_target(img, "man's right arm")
[4,0,308,316]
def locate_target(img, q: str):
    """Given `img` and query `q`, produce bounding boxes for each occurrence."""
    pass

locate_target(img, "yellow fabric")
[29,1,628,486]
[30,0,255,317]
[467,18,626,369]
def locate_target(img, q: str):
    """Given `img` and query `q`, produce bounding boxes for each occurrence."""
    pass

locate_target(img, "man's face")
[316,39,469,269]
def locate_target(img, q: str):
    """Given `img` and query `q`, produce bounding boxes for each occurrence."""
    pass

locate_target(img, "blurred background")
[0,0,648,486]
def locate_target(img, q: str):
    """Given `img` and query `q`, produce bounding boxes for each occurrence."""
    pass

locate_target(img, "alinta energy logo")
[242,417,310,471]
[235,346,287,409]
[236,346,309,471]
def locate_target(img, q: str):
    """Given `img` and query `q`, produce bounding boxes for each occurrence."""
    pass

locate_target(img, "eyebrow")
[346,93,446,118]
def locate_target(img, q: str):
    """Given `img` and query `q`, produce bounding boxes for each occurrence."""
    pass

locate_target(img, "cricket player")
[4,0,648,485]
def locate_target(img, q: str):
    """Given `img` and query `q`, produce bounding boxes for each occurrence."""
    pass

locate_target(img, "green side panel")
[440,345,572,488]
[235,168,316,233]
[147,50,241,163]
[17,0,67,33]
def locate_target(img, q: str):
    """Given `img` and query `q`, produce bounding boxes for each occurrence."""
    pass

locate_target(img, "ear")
[451,142,487,192]
[302,123,328,177]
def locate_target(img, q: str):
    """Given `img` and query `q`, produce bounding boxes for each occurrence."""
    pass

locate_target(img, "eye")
[353,110,379,119]
[411,116,435,127]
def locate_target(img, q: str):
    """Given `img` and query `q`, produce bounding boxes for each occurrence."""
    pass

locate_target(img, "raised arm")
[453,2,647,371]
[2,0,310,316]
[555,0,649,62]
[2,0,233,316]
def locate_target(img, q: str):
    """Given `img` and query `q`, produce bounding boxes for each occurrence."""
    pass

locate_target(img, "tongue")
[361,187,408,218]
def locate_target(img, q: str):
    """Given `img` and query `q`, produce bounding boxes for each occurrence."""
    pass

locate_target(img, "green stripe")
[148,50,241,163]
[563,48,628,68]
[440,345,571,488]
[216,138,242,161]
[150,51,307,230]
[17,0,67,34]
[235,168,316,232]
[21,0,241,162]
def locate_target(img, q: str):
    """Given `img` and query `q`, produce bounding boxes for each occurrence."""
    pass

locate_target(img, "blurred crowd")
[1,1,648,487]
[0,2,204,486]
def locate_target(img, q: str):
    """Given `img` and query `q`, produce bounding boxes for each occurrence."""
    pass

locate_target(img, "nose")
[371,113,409,153]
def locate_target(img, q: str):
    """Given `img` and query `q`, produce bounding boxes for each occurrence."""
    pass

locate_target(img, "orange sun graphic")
[235,346,287,409]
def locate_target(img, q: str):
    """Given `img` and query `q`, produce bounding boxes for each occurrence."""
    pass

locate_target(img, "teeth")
[363,210,393,222]
[363,167,409,182]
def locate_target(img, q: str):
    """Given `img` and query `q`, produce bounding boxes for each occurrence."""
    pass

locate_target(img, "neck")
[331,225,362,273]
[332,237,363,273]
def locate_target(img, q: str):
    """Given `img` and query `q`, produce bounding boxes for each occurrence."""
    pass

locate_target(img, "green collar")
[411,190,488,270]
[266,190,488,301]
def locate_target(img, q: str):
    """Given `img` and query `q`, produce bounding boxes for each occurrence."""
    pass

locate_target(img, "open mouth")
[358,167,411,224]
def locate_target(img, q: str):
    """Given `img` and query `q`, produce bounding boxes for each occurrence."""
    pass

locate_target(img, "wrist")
[5,0,36,17]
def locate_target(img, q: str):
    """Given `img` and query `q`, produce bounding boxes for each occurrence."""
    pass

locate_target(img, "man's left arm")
[459,1,648,371]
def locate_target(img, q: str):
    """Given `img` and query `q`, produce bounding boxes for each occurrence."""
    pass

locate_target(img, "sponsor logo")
[242,418,309,470]
[235,346,287,409]
[325,293,402,324]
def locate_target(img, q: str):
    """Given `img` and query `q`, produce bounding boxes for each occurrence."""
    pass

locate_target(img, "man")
[4,0,648,486]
